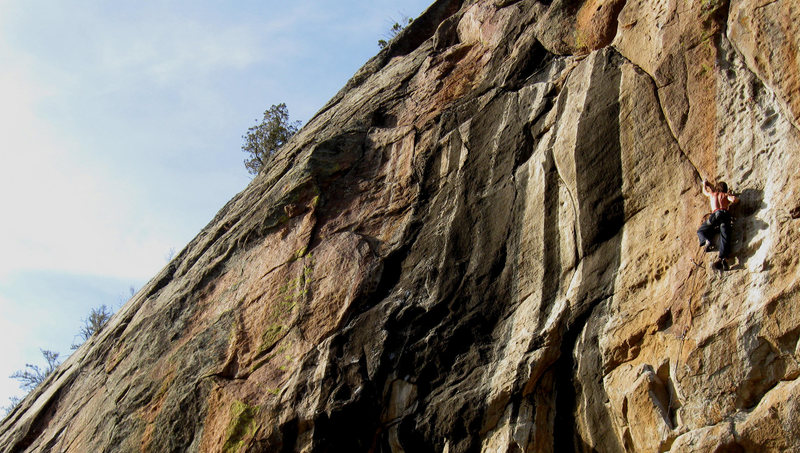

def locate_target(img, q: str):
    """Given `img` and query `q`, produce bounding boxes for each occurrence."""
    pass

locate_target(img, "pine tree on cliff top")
[242,103,301,175]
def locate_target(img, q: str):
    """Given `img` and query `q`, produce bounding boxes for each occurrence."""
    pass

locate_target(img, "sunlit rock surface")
[2,0,799,451]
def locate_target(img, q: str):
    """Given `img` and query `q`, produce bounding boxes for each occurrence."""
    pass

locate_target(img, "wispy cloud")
[95,22,267,86]
[0,2,271,279]
[0,52,172,280]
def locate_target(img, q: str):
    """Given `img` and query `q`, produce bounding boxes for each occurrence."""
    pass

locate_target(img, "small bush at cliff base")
[242,103,301,175]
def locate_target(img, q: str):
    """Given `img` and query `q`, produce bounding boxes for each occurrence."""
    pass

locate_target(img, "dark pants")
[697,210,732,259]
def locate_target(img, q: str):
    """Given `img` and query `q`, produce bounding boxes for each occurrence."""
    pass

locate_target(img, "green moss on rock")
[222,401,259,453]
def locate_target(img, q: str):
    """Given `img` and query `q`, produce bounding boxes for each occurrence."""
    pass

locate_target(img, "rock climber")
[697,180,739,270]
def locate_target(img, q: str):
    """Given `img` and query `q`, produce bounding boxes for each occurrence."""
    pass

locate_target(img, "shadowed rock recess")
[3,0,800,451]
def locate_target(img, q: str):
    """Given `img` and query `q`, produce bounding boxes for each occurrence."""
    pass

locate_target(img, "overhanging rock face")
[2,0,800,451]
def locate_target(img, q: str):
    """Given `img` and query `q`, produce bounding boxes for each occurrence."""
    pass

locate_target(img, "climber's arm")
[702,180,713,197]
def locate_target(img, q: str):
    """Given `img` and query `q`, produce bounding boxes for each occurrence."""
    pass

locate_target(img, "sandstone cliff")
[2,0,799,451]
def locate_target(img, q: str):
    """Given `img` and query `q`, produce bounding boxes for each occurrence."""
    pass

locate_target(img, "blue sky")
[0,0,433,410]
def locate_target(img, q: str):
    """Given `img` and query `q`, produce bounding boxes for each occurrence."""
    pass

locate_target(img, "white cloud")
[0,2,273,282]
[0,58,172,280]
[95,22,266,86]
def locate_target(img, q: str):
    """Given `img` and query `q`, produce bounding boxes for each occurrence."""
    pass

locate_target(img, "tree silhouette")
[242,103,301,175]
[378,16,413,48]
[71,304,113,350]
[10,349,61,393]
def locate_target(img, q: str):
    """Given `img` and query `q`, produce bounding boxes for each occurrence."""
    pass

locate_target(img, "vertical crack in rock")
[553,48,624,452]
[532,74,575,327]
[540,149,562,320]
